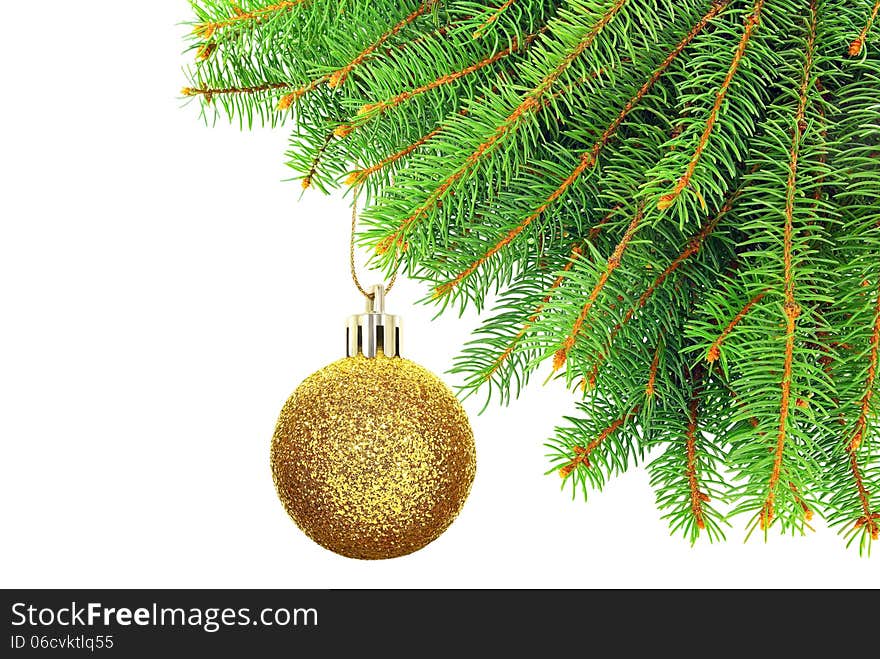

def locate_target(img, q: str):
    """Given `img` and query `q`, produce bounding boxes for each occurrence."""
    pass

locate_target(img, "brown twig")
[761,2,816,529]
[646,340,664,397]
[182,81,291,104]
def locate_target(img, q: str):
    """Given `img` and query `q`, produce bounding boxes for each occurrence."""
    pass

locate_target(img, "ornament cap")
[346,284,401,358]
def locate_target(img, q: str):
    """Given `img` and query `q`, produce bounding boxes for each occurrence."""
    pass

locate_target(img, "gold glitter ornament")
[271,284,476,559]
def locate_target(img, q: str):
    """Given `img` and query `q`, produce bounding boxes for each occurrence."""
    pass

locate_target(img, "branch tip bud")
[552,350,567,372]
[657,193,676,210]
[334,124,354,138]
[849,38,863,56]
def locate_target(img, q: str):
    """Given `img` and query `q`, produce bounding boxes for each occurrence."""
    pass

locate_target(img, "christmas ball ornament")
[271,285,476,559]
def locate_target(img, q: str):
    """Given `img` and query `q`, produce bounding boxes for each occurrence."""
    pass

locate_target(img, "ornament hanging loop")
[350,184,397,301]
[347,283,401,358]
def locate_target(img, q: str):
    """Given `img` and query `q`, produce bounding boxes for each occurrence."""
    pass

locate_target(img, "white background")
[1,2,877,589]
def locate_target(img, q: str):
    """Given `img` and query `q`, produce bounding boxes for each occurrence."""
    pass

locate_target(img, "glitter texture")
[271,353,476,559]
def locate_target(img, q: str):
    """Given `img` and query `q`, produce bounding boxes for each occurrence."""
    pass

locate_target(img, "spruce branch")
[850,282,880,453]
[301,130,335,190]
[357,31,541,120]
[549,403,641,499]
[483,244,583,374]
[473,0,518,39]
[557,407,639,478]
[328,1,436,89]
[684,369,710,531]
[586,189,736,384]
[181,81,292,103]
[346,125,446,187]
[192,0,306,40]
[706,290,767,362]
[759,0,819,531]
[450,207,614,403]
[277,1,437,112]
[658,0,765,212]
[553,204,644,372]
[649,366,730,543]
[183,0,880,550]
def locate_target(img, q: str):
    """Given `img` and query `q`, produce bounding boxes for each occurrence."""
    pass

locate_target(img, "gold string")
[350,184,397,299]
